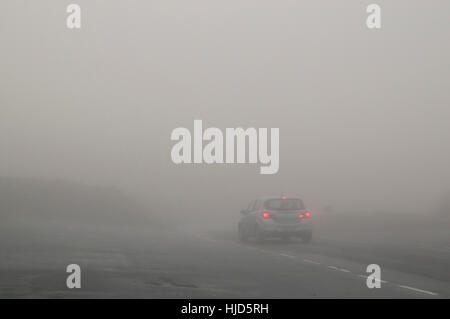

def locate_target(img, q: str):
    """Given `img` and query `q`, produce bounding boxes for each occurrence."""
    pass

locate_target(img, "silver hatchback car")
[238,197,312,243]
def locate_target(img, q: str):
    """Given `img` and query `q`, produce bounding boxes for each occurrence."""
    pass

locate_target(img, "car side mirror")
[240,209,248,215]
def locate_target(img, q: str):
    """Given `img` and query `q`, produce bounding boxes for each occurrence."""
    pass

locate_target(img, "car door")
[250,200,262,222]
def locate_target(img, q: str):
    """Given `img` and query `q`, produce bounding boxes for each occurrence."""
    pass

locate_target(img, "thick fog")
[2,1,450,220]
[1,0,450,299]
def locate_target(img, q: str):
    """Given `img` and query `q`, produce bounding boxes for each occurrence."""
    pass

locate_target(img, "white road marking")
[200,233,441,298]
[398,285,439,296]
[303,259,320,265]
[328,266,339,270]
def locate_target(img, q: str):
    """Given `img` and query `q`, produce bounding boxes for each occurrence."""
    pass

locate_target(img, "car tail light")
[299,211,311,219]
[261,211,272,219]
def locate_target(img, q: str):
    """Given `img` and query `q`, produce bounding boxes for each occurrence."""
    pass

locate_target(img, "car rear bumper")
[258,220,312,236]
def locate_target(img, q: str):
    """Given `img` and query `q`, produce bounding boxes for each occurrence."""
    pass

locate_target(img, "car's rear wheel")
[238,226,248,242]
[254,225,265,243]
[301,231,312,244]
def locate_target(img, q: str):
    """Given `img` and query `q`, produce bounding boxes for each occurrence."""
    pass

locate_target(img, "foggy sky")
[1,0,450,216]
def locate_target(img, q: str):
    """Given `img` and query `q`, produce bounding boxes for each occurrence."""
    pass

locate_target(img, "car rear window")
[264,198,305,210]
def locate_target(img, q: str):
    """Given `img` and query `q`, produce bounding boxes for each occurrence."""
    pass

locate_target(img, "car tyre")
[238,226,248,242]
[255,225,265,243]
[301,231,312,244]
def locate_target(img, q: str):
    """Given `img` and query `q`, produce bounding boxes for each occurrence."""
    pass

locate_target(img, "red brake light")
[281,196,287,200]
[261,211,272,219]
[299,211,310,219]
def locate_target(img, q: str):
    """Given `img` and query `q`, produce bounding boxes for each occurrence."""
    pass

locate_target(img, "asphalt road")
[1,224,449,298]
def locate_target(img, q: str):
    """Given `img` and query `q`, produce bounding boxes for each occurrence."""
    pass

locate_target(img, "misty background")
[1,1,450,235]
[1,0,450,298]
